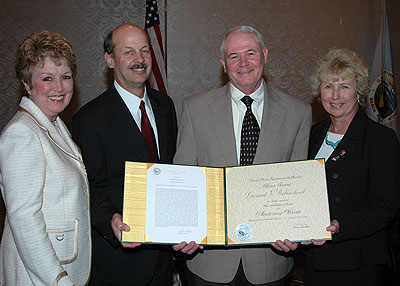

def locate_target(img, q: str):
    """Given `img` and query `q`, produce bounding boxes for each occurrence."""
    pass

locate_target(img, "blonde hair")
[15,31,76,88]
[310,48,369,105]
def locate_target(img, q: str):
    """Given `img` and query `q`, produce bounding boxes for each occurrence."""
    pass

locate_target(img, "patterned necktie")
[139,101,159,162]
[240,96,260,166]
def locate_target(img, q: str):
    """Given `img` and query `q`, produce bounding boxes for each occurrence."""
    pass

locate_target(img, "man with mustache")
[173,26,312,285]
[72,24,177,285]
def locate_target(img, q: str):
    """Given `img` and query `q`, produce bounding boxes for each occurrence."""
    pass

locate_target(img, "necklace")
[325,133,342,149]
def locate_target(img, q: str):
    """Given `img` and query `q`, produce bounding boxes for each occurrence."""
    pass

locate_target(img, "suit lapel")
[324,110,365,169]
[19,97,81,162]
[310,109,365,169]
[105,86,152,162]
[148,89,168,162]
[210,85,238,166]
[253,85,285,164]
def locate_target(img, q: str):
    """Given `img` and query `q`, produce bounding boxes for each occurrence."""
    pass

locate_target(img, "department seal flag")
[366,0,400,135]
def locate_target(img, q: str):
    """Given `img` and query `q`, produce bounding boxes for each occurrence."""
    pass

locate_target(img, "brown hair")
[15,31,76,88]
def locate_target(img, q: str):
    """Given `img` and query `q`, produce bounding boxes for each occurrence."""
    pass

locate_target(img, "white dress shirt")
[230,81,264,164]
[114,80,160,156]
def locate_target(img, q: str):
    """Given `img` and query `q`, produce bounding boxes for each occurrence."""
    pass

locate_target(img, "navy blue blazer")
[307,109,400,270]
[72,84,177,285]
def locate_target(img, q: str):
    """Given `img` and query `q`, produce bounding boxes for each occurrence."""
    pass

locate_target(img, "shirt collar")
[113,80,150,110]
[230,80,264,108]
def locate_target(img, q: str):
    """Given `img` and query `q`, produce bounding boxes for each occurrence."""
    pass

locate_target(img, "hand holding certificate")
[122,159,332,245]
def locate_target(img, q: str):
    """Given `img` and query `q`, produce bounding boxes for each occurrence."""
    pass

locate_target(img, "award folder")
[122,159,332,245]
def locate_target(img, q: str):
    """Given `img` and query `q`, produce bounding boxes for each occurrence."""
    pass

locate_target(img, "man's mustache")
[128,63,148,70]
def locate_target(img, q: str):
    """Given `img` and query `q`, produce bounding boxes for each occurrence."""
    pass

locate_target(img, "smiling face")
[105,24,152,97]
[320,76,359,126]
[23,57,73,123]
[220,30,268,95]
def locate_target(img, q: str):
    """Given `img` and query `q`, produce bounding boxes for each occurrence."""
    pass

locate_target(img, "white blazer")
[0,97,91,286]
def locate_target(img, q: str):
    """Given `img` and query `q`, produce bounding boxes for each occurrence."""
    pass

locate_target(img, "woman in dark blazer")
[304,48,400,285]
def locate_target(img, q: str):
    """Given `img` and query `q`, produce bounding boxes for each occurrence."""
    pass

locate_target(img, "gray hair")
[220,25,265,58]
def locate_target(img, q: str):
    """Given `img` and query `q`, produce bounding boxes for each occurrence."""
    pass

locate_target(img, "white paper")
[145,164,207,243]
[225,160,331,244]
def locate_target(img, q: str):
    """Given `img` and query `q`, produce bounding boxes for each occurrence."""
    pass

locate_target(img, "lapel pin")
[332,149,346,162]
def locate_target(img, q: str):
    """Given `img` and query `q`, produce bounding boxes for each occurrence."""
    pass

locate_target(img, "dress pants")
[193,260,286,286]
[88,250,173,286]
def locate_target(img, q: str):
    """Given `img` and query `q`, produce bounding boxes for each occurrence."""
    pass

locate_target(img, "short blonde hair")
[310,48,369,105]
[15,31,76,88]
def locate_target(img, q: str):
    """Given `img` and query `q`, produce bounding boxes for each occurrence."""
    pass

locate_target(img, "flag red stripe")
[151,48,167,94]
[145,0,167,94]
[152,25,165,59]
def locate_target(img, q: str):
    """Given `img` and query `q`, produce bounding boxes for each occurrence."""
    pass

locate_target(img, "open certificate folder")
[121,159,332,245]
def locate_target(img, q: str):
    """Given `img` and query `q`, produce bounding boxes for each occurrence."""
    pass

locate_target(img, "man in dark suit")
[72,24,177,285]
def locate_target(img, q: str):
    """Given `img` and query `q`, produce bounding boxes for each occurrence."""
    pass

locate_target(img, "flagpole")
[164,0,168,76]
[381,0,385,74]
[379,0,385,109]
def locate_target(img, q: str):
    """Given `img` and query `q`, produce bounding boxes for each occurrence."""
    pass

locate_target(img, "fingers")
[271,241,284,252]
[284,240,299,251]
[111,213,139,248]
[173,241,202,255]
[116,226,140,248]
[272,240,298,252]
[172,241,187,251]
[121,242,141,248]
[311,239,326,246]
[301,238,326,246]
[301,241,312,245]
[326,219,340,235]
[118,223,131,232]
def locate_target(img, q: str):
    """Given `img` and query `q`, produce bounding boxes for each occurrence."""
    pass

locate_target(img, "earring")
[357,98,360,104]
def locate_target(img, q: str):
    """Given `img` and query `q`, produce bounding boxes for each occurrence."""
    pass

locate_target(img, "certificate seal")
[235,223,253,241]
[153,167,161,175]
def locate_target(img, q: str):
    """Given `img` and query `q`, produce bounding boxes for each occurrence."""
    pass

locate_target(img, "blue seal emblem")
[153,167,161,175]
[235,223,253,241]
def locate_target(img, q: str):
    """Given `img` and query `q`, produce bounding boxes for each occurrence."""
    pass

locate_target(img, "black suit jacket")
[72,84,177,285]
[306,109,400,270]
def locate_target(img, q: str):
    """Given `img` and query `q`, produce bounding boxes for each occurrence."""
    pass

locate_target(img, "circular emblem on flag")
[235,223,253,241]
[368,70,398,124]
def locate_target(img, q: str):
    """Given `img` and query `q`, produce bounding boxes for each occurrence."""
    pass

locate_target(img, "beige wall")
[167,0,399,121]
[0,0,399,233]
[1,1,399,130]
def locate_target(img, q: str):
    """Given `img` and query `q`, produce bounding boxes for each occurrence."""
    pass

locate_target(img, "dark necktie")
[240,96,260,166]
[139,101,159,162]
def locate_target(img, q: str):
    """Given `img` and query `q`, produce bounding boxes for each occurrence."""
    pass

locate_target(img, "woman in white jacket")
[0,31,91,286]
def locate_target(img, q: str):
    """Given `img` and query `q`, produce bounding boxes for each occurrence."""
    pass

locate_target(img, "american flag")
[145,0,168,94]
